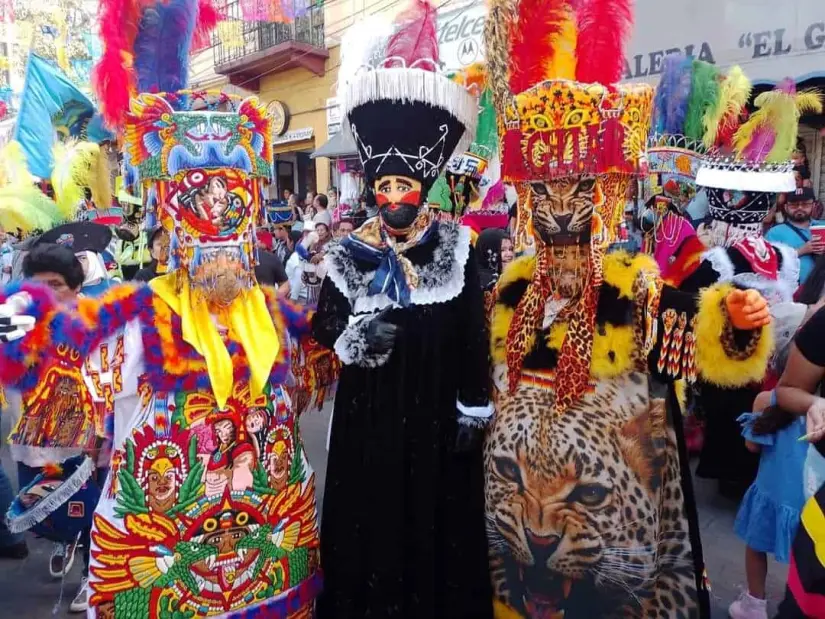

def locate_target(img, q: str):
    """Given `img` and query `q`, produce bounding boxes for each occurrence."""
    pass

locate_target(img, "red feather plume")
[93,0,142,130]
[191,0,222,52]
[575,0,633,84]
[508,0,567,93]
[382,0,439,71]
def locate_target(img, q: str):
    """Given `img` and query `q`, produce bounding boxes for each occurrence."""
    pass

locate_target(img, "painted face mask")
[124,92,272,303]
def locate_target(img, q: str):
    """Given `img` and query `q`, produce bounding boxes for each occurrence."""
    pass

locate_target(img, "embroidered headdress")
[340,0,479,195]
[485,0,653,413]
[486,0,654,252]
[124,91,273,290]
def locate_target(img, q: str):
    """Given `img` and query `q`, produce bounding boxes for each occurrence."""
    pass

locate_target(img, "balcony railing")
[213,0,325,68]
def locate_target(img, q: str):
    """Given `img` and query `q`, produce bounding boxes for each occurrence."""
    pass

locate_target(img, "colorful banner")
[14,54,113,179]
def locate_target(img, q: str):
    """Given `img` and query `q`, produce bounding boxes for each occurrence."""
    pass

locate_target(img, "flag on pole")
[13,54,113,179]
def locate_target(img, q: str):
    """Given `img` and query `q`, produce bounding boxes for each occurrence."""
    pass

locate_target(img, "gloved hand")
[365,307,399,355]
[725,289,771,330]
[0,293,35,342]
[455,420,484,453]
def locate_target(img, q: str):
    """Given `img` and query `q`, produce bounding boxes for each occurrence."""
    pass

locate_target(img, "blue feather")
[664,56,694,135]
[655,54,693,135]
[134,0,198,94]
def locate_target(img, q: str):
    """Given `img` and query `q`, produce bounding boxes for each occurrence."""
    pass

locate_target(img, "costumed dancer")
[311,2,493,617]
[0,90,322,619]
[482,1,774,617]
[1,0,320,612]
[669,70,822,495]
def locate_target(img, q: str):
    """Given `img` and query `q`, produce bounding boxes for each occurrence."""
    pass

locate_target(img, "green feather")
[684,61,721,141]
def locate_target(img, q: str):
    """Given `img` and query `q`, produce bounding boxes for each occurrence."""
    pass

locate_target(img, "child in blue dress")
[729,390,808,619]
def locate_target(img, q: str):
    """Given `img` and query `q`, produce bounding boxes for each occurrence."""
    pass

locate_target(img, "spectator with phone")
[766,188,825,284]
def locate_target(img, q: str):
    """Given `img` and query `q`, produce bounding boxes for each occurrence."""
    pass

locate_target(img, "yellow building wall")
[258,45,341,194]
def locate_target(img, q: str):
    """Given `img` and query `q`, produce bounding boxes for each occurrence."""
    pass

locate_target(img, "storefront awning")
[311,130,357,159]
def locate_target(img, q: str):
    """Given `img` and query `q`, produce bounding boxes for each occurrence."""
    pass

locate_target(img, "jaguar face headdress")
[485,0,653,251]
[124,91,273,301]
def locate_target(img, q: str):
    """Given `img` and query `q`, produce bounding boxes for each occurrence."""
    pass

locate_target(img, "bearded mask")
[124,92,273,303]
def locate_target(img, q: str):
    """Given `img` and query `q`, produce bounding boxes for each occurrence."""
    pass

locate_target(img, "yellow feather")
[545,11,577,81]
[51,140,111,221]
[703,66,751,148]
[796,89,824,115]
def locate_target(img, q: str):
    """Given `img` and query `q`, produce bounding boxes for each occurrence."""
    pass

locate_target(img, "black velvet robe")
[311,222,493,619]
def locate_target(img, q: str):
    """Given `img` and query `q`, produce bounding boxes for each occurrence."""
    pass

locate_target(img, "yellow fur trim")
[591,323,635,379]
[497,255,536,291]
[493,600,524,619]
[694,283,773,387]
[545,322,568,349]
[491,256,536,364]
[603,250,660,300]
[674,379,688,412]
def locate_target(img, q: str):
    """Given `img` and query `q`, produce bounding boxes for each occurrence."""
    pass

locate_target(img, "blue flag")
[13,54,113,179]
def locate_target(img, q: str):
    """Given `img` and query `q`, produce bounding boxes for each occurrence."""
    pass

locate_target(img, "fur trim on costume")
[603,250,659,300]
[591,323,635,378]
[493,600,525,619]
[491,250,655,377]
[0,283,59,386]
[694,283,773,387]
[325,222,471,312]
[333,315,393,368]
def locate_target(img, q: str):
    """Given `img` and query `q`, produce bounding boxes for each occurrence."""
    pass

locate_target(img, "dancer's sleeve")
[646,278,773,387]
[455,246,494,428]
[0,282,151,387]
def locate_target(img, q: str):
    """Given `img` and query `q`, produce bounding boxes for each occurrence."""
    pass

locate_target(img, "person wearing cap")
[133,227,169,283]
[766,187,825,284]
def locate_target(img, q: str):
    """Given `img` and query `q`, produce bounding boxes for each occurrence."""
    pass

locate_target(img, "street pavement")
[0,403,788,618]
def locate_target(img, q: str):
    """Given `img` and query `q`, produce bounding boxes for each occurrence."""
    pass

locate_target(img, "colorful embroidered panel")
[10,344,99,450]
[90,381,320,618]
[499,81,653,182]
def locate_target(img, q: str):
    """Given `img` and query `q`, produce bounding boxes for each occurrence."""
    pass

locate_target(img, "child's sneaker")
[728,591,768,619]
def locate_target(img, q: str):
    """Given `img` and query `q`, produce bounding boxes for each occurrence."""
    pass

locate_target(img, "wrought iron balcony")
[213,0,328,91]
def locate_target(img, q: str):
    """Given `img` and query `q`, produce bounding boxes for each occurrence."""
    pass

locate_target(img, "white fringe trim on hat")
[344,68,477,157]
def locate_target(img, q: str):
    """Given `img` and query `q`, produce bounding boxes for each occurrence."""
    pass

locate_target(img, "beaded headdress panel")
[485,0,653,251]
[124,91,272,291]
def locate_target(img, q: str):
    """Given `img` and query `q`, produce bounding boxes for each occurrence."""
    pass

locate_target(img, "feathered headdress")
[51,141,113,219]
[0,141,100,236]
[93,0,223,130]
[485,0,652,186]
[696,76,822,191]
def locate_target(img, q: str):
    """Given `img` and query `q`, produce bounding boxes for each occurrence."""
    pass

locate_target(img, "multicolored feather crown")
[695,75,822,192]
[646,57,745,199]
[341,0,479,193]
[484,0,653,248]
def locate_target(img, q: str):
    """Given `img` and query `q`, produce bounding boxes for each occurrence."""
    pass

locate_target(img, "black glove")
[455,420,484,453]
[365,307,399,355]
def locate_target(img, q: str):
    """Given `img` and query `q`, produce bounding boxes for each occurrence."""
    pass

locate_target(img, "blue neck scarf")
[341,221,438,307]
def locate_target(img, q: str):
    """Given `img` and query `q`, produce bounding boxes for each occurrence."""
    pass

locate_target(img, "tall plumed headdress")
[696,77,822,192]
[340,0,479,195]
[646,57,740,205]
[484,0,654,250]
[93,0,223,130]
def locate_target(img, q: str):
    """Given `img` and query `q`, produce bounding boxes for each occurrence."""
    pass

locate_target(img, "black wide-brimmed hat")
[36,221,113,253]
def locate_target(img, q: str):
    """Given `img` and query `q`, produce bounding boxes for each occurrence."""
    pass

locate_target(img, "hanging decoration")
[217,19,245,50]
